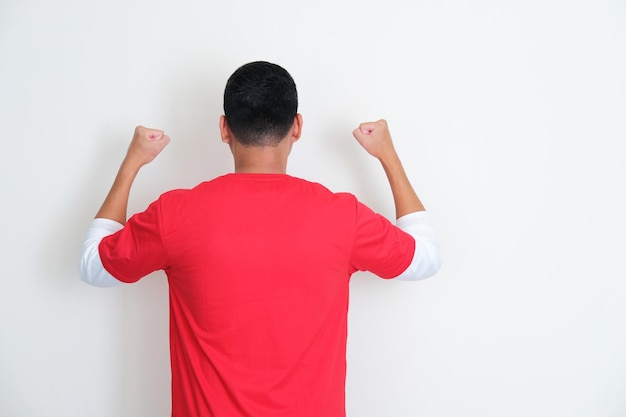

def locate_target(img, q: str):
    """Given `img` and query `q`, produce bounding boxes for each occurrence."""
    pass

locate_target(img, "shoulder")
[287,177,367,222]
[157,175,229,203]
[289,176,358,202]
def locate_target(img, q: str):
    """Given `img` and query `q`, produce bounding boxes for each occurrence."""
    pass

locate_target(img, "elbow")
[78,257,96,287]
[79,243,122,288]
[78,257,114,288]
[79,260,122,288]
[79,219,124,288]
[395,241,442,281]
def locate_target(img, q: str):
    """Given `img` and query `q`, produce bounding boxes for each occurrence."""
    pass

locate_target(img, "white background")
[1,0,625,416]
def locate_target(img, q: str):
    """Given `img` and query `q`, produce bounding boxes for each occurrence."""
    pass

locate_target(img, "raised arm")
[96,126,170,223]
[353,119,441,280]
[79,126,169,287]
[352,119,424,218]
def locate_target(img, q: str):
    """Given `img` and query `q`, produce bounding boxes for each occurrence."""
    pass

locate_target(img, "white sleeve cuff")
[393,211,442,281]
[79,218,124,287]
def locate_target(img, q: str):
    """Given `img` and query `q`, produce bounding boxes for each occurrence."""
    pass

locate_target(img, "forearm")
[352,119,425,218]
[378,148,425,219]
[95,158,142,224]
[94,126,170,223]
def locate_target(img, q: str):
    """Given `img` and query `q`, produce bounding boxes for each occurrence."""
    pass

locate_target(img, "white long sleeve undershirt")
[79,211,441,287]
[79,218,124,287]
[392,211,442,281]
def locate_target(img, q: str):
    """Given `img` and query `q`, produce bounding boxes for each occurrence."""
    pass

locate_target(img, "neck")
[232,142,290,174]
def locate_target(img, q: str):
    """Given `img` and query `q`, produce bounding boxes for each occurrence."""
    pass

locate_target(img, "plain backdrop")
[1,0,625,416]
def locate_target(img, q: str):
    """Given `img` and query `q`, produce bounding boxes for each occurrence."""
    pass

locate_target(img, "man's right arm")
[352,119,441,280]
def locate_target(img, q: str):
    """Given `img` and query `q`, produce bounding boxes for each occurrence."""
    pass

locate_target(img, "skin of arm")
[352,119,425,218]
[95,126,170,223]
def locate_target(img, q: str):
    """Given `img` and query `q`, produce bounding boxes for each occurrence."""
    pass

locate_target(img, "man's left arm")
[393,211,441,281]
[352,120,441,281]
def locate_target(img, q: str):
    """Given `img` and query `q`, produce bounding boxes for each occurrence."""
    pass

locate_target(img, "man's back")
[99,173,415,417]
[80,62,440,416]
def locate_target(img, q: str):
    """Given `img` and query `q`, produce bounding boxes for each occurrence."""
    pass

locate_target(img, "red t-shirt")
[100,174,415,417]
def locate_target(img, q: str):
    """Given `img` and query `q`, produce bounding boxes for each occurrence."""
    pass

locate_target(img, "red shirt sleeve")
[349,199,416,279]
[98,199,169,283]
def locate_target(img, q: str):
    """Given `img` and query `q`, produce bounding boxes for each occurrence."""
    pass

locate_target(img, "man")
[80,61,441,417]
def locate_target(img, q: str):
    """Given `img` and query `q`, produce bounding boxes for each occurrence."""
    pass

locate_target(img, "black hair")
[223,61,298,147]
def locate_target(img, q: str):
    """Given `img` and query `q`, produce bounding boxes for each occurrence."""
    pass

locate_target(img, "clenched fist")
[125,125,171,167]
[352,119,396,161]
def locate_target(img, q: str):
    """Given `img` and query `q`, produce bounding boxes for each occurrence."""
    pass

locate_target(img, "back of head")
[223,61,298,147]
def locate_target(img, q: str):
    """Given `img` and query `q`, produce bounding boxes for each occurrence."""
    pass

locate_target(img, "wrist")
[120,156,145,174]
[377,147,400,167]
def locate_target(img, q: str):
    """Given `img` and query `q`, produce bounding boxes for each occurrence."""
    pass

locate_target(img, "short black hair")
[223,61,298,147]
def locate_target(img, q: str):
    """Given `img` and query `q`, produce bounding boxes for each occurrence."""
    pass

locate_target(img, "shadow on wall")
[317,119,395,217]
[33,65,399,414]
[34,69,236,414]
[157,69,234,190]
[39,68,232,289]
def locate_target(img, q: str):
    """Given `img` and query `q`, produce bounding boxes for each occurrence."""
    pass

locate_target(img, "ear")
[220,115,232,144]
[290,113,303,143]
